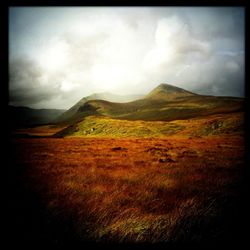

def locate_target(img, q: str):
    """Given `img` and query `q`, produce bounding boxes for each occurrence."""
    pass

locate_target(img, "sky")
[9,7,245,109]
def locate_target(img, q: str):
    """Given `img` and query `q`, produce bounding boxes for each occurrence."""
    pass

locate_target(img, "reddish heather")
[11,136,245,243]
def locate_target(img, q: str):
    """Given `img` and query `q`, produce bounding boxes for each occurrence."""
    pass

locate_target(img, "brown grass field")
[8,134,247,246]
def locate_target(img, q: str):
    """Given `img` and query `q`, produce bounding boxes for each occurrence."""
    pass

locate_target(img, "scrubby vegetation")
[53,112,244,138]
[9,84,245,245]
[11,135,245,244]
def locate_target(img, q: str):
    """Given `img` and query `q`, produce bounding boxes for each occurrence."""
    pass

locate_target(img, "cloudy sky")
[9,7,245,109]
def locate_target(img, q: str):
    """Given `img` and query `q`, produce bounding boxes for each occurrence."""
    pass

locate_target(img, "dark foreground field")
[8,136,247,246]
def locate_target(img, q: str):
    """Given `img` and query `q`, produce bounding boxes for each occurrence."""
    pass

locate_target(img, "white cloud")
[38,39,69,71]
[9,7,245,108]
[143,15,212,76]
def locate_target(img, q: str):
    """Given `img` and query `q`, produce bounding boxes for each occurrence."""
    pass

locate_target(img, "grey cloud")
[9,7,245,109]
[9,58,62,106]
[175,52,245,97]
[183,7,244,41]
[142,8,244,98]
[9,31,111,108]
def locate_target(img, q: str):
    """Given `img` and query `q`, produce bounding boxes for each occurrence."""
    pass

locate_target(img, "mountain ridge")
[9,105,66,127]
[55,83,243,124]
[54,92,144,123]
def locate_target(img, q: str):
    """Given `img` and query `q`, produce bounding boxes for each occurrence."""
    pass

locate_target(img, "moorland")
[8,83,246,245]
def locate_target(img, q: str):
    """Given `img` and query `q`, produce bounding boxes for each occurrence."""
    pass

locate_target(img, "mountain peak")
[146,83,196,99]
[158,83,175,88]
[154,83,187,92]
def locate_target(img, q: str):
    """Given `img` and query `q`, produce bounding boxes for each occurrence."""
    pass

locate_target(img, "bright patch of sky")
[9,7,245,109]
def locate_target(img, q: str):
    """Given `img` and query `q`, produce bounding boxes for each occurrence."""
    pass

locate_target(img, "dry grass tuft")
[11,135,245,243]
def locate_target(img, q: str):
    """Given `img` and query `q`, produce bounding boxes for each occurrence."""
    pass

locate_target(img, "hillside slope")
[57,83,244,124]
[55,92,143,123]
[54,112,244,138]
[9,106,66,127]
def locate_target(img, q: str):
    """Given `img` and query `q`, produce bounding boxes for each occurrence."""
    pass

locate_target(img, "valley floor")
[8,135,246,245]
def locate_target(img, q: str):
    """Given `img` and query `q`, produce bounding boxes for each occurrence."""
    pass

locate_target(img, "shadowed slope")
[55,92,143,123]
[54,83,244,125]
[9,106,66,127]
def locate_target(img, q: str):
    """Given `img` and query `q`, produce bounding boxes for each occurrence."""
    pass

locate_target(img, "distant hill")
[56,83,244,124]
[54,92,143,123]
[9,106,66,128]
